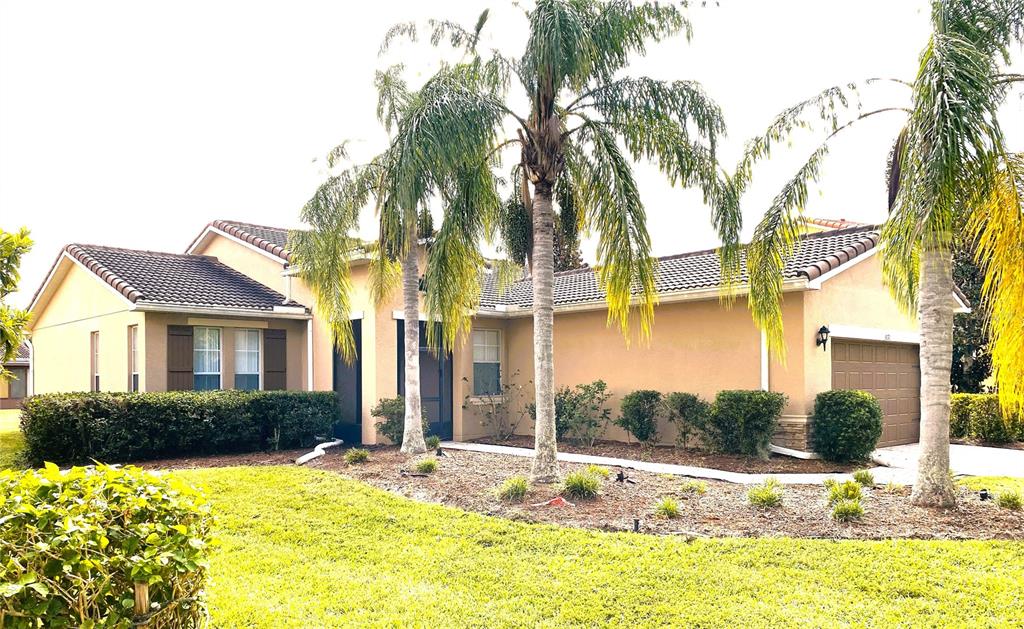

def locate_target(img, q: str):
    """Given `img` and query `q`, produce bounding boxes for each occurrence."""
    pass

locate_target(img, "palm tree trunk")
[910,243,956,507]
[400,228,427,455]
[530,182,559,482]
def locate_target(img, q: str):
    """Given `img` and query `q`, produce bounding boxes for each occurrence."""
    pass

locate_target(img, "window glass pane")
[194,374,221,391]
[9,368,27,398]
[234,329,260,376]
[234,374,259,391]
[473,363,501,395]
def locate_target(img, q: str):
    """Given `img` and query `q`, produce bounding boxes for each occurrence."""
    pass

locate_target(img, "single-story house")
[26,219,969,452]
[0,343,31,409]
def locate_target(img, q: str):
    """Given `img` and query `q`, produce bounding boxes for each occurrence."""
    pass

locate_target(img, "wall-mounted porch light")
[815,325,831,351]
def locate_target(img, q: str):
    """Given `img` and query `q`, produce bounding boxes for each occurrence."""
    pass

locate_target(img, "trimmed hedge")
[950,393,1023,443]
[20,390,339,465]
[704,390,787,458]
[811,390,884,462]
[0,463,213,627]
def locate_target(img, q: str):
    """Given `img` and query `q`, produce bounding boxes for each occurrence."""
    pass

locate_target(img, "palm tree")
[381,1,732,481]
[289,67,433,455]
[729,0,1024,506]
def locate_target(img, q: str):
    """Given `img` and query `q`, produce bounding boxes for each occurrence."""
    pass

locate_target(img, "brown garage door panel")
[831,340,920,448]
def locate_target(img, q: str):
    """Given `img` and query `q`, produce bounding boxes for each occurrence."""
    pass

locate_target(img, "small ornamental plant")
[415,458,439,474]
[852,470,875,486]
[584,464,611,479]
[344,448,370,464]
[562,470,601,500]
[997,490,1022,511]
[680,479,708,496]
[426,435,441,449]
[832,498,865,522]
[655,497,681,519]
[497,475,530,502]
[0,464,213,627]
[827,480,863,505]
[883,481,904,494]
[747,477,783,508]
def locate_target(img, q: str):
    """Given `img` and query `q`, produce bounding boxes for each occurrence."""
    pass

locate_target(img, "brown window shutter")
[263,329,287,390]
[167,325,194,391]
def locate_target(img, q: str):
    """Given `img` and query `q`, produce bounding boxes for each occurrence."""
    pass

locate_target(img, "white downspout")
[306,319,314,391]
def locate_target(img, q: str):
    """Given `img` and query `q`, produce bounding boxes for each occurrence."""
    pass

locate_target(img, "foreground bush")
[529,380,613,445]
[705,391,787,458]
[372,396,430,445]
[20,391,339,465]
[811,390,883,462]
[0,464,212,627]
[950,394,1023,443]
[664,392,711,448]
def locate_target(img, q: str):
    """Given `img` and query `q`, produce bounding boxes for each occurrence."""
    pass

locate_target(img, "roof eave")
[133,302,312,320]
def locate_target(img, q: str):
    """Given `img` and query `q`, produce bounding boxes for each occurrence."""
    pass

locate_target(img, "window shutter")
[167,325,194,391]
[263,329,287,390]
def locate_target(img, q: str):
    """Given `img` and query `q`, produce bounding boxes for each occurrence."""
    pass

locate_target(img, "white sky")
[2,0,1022,307]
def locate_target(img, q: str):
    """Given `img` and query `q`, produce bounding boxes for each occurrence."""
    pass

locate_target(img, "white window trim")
[193,326,223,389]
[129,325,139,392]
[472,328,502,396]
[234,328,263,390]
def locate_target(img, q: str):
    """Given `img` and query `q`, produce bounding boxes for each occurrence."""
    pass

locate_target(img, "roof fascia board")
[134,303,311,320]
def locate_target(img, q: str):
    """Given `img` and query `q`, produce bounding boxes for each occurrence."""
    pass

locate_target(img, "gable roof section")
[3,343,29,367]
[480,225,880,310]
[30,244,307,317]
[189,220,293,262]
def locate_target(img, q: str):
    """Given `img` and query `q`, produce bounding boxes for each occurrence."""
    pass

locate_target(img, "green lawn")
[0,409,23,469]
[959,475,1024,494]
[181,466,1024,628]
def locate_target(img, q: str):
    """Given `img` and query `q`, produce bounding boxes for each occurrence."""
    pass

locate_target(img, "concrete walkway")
[440,441,915,485]
[872,443,1024,478]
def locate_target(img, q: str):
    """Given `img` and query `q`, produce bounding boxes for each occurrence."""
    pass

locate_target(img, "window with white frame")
[128,325,139,392]
[90,331,100,391]
[234,329,261,390]
[193,327,221,390]
[472,329,501,395]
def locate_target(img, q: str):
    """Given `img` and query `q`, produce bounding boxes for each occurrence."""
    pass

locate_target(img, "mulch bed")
[145,445,1024,540]
[472,435,859,474]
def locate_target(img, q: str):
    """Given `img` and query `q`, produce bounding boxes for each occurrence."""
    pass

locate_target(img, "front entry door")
[333,320,362,444]
[397,321,453,440]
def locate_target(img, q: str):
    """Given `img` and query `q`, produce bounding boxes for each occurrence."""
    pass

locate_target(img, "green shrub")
[426,435,441,449]
[852,470,875,486]
[655,497,681,518]
[372,397,429,446]
[884,481,903,494]
[415,458,438,474]
[832,498,865,522]
[20,391,338,465]
[747,477,783,508]
[704,390,787,458]
[528,380,613,445]
[997,490,1022,511]
[810,390,884,462]
[584,464,610,479]
[345,448,370,464]
[950,394,1022,443]
[562,470,601,500]
[664,392,711,448]
[827,480,863,505]
[680,479,708,495]
[497,475,530,502]
[0,463,212,626]
[615,390,662,445]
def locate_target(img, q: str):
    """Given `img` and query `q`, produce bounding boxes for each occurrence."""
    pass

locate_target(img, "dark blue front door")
[396,321,453,440]
[332,320,362,444]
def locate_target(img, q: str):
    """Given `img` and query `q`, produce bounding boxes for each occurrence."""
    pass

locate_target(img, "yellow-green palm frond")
[970,153,1024,415]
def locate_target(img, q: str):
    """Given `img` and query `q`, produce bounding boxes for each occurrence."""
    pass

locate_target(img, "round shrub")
[371,397,429,446]
[705,390,787,458]
[615,390,662,445]
[811,390,883,462]
[0,464,213,626]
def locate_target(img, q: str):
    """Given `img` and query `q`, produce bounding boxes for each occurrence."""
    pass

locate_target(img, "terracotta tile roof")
[480,225,880,310]
[209,220,292,262]
[3,342,29,366]
[63,244,305,312]
[802,217,868,230]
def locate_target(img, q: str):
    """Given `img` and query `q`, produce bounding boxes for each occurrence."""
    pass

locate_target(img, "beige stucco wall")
[30,261,145,393]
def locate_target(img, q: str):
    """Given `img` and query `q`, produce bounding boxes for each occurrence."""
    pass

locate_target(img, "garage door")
[831,340,920,447]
